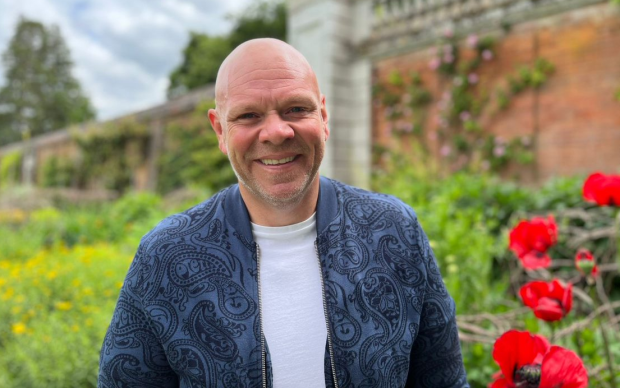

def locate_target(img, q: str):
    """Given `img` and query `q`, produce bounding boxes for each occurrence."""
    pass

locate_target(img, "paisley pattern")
[98,177,468,387]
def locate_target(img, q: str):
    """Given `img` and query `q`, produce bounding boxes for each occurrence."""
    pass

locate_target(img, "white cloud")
[0,0,252,120]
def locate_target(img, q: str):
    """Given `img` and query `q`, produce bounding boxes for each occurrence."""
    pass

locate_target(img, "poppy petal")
[492,330,549,385]
[539,346,588,388]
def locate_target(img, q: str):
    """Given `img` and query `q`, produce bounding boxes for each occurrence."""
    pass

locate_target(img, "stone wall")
[0,85,215,191]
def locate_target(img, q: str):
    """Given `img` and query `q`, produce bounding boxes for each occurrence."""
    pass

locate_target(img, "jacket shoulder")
[137,186,233,254]
[328,178,419,220]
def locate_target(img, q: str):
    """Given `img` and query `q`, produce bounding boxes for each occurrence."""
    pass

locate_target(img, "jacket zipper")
[256,244,267,388]
[315,240,339,388]
[255,242,339,388]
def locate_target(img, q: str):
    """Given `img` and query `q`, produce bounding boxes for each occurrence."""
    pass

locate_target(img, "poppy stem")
[615,210,620,271]
[592,277,618,388]
[599,323,617,388]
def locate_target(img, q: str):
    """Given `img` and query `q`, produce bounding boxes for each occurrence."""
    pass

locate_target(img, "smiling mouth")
[259,156,297,165]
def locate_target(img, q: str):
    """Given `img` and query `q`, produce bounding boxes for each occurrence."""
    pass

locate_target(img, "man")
[98,38,469,387]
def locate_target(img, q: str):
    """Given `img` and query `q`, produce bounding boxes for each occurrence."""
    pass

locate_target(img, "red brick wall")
[372,3,620,182]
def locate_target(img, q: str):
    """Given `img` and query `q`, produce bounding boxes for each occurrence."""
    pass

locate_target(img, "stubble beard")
[228,143,324,209]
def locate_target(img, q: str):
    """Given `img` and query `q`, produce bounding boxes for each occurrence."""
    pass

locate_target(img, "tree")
[167,1,286,98]
[0,17,95,146]
[228,1,287,49]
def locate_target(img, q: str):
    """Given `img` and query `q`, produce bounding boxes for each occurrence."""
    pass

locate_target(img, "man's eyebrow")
[278,95,318,108]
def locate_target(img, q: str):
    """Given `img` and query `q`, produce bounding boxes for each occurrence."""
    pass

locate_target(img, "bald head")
[214,38,319,113]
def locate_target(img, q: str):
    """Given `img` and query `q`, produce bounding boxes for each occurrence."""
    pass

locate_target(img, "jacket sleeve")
[98,248,179,388]
[405,227,469,388]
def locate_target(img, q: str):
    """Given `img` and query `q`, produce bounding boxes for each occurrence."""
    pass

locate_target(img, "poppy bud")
[575,249,598,277]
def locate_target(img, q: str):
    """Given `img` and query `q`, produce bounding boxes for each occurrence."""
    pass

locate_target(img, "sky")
[0,0,252,120]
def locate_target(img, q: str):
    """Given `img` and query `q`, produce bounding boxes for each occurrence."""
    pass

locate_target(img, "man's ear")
[320,94,330,141]
[208,108,228,155]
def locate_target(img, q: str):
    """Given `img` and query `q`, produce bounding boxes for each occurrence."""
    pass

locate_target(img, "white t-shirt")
[252,213,327,387]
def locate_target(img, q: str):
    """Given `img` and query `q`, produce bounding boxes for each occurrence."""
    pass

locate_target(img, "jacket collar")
[223,176,338,242]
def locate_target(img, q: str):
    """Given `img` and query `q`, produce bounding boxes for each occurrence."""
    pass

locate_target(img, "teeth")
[261,156,295,165]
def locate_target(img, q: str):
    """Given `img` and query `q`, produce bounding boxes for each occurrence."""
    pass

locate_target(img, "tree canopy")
[0,17,95,146]
[167,1,286,98]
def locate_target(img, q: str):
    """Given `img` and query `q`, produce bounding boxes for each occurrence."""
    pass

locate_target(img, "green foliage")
[167,34,232,98]
[372,152,620,386]
[228,1,287,49]
[158,101,236,194]
[72,119,149,193]
[41,156,74,188]
[0,190,205,387]
[507,58,555,94]
[0,17,95,146]
[615,87,620,103]
[167,1,286,98]
[0,150,22,188]
[0,241,133,388]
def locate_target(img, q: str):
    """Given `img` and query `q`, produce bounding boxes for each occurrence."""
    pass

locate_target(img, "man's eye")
[239,113,257,119]
[289,107,306,113]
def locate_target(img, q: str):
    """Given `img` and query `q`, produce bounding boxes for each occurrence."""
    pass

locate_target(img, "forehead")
[224,59,319,105]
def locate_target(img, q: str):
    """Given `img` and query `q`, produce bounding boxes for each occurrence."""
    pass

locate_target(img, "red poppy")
[574,249,598,277]
[520,279,573,322]
[509,216,557,269]
[583,172,620,206]
[489,330,588,388]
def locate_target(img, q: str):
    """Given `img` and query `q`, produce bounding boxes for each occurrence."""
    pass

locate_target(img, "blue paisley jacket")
[98,177,469,388]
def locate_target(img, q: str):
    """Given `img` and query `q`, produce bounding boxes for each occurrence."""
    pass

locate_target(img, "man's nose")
[258,112,294,145]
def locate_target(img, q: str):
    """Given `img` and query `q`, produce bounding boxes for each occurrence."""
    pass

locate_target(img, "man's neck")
[239,180,320,227]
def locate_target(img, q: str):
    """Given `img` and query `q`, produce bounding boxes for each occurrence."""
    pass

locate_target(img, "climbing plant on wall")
[72,119,149,193]
[373,30,555,174]
[157,101,236,194]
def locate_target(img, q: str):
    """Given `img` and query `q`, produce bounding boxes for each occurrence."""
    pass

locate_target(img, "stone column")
[287,0,372,189]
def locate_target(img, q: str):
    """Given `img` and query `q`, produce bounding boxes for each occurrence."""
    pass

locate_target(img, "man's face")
[210,57,329,208]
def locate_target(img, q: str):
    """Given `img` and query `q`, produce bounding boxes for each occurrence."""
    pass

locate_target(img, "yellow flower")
[47,271,58,280]
[71,324,79,332]
[2,287,15,301]
[56,301,72,311]
[11,322,27,335]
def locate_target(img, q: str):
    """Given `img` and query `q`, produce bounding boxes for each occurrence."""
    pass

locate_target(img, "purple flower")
[400,122,414,133]
[443,29,454,38]
[428,131,438,141]
[482,49,494,61]
[493,145,506,157]
[428,57,441,70]
[443,53,455,64]
[468,73,479,85]
[459,111,471,121]
[440,145,452,157]
[467,34,479,48]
